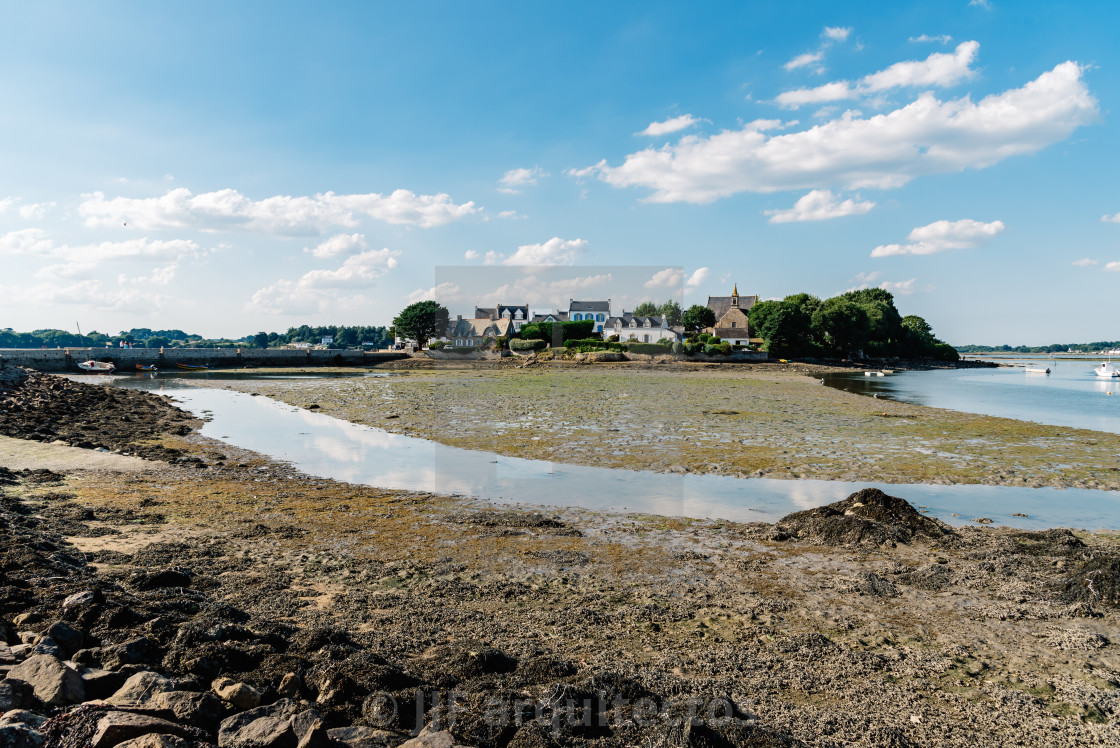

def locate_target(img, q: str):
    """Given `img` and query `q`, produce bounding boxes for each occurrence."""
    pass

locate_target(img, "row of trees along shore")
[392,289,956,362]
[747,289,957,361]
[0,325,390,350]
[957,341,1120,354]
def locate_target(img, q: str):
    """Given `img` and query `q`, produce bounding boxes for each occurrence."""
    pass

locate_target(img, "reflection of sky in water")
[825,359,1120,434]
[133,383,1120,531]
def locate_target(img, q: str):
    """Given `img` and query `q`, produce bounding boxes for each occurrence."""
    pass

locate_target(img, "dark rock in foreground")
[773,488,953,548]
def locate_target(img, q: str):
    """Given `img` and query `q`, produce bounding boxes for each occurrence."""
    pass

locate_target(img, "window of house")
[643,334,649,343]
[467,339,474,346]
[573,313,582,321]
[515,309,523,319]
[502,310,510,318]
[596,313,604,322]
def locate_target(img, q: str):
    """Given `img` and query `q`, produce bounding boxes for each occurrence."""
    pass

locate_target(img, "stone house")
[474,304,530,335]
[443,315,513,348]
[705,285,758,346]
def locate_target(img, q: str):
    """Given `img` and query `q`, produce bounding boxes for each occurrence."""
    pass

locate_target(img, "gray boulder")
[218,699,299,747]
[114,736,189,748]
[5,654,85,706]
[89,712,192,748]
[325,726,396,748]
[105,671,176,705]
[0,724,43,748]
[148,690,224,728]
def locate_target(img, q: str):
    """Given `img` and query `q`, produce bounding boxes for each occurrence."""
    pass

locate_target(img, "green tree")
[811,297,871,357]
[783,293,822,320]
[841,288,902,350]
[392,300,449,349]
[681,304,716,332]
[657,300,683,326]
[145,336,170,349]
[750,300,812,357]
[253,332,270,349]
[633,301,659,316]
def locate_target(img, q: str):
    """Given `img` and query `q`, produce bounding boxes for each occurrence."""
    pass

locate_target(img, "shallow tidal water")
[114,377,1120,531]
[825,358,1120,434]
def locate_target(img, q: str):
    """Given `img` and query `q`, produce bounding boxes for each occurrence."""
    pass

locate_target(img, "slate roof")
[568,300,611,313]
[707,294,758,320]
[530,312,568,323]
[605,314,667,329]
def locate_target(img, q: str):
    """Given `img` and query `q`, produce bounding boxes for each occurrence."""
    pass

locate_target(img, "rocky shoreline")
[0,369,1118,747]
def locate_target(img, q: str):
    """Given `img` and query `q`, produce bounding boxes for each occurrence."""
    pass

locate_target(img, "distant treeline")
[0,324,391,350]
[956,341,1120,354]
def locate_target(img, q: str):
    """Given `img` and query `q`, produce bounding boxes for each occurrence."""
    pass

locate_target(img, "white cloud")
[1072,258,1098,266]
[407,282,463,305]
[1106,262,1120,273]
[589,61,1095,203]
[822,27,851,42]
[848,271,924,295]
[18,202,56,220]
[0,228,206,265]
[910,34,953,44]
[79,187,478,235]
[565,160,607,180]
[497,210,526,220]
[777,41,979,108]
[246,249,400,314]
[0,198,15,214]
[464,250,480,260]
[871,218,1005,257]
[483,250,500,265]
[775,82,854,108]
[498,167,548,194]
[970,0,992,9]
[118,264,177,287]
[765,189,875,223]
[1101,212,1120,223]
[686,267,710,287]
[1,279,174,314]
[637,115,702,137]
[862,40,979,92]
[784,51,824,72]
[643,268,684,289]
[502,237,588,266]
[880,278,920,295]
[305,233,367,259]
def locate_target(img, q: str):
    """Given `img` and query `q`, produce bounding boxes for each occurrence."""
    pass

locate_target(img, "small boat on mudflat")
[76,360,115,373]
[1025,367,1050,374]
[136,364,158,372]
[176,363,213,371]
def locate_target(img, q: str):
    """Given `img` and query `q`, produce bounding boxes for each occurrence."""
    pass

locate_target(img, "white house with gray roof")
[567,300,611,333]
[604,313,680,343]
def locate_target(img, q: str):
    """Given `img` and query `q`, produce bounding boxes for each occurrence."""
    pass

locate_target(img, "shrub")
[627,342,671,356]
[428,340,446,350]
[520,320,595,343]
[564,338,624,352]
[606,334,620,342]
[719,341,732,355]
[509,338,547,352]
[708,336,722,345]
[658,337,674,347]
[932,342,960,362]
[683,342,699,355]
[671,341,683,354]
[703,344,723,356]
[495,336,509,350]
[697,333,713,343]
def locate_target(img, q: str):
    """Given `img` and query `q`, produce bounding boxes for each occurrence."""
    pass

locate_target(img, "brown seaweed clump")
[773,488,954,548]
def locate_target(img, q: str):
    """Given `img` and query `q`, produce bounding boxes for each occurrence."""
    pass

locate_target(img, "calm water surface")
[112,377,1120,531]
[825,358,1120,434]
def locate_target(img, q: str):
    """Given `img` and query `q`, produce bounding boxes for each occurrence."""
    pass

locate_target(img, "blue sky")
[1,1,1118,344]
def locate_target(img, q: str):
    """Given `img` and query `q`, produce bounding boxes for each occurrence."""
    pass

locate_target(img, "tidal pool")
[116,378,1120,531]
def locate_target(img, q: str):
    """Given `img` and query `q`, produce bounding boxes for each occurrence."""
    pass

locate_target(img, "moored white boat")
[1025,367,1050,374]
[76,360,115,373]
[1095,362,1120,378]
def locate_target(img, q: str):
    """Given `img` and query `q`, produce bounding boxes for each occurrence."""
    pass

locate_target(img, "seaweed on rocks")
[1061,552,1120,607]
[773,488,953,548]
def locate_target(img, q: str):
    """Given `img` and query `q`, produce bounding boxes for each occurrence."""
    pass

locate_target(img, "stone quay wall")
[0,347,408,372]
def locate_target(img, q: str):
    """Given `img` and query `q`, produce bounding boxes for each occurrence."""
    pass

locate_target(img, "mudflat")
[199,362,1120,490]
[1,366,1118,746]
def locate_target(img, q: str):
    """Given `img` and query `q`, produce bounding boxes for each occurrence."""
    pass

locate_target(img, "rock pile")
[0,469,797,747]
[0,369,195,461]
[772,488,954,548]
